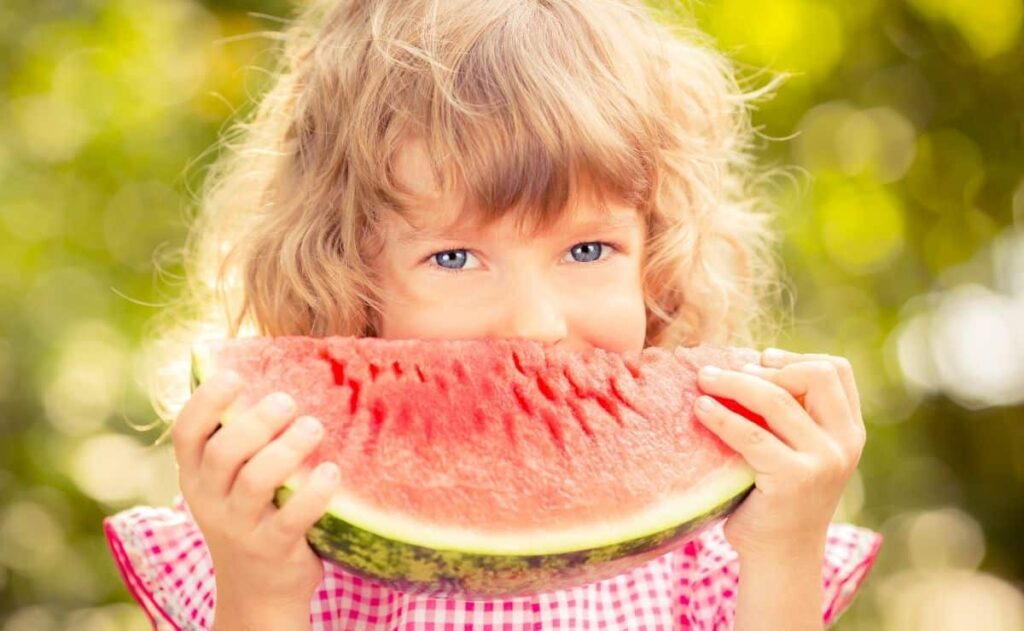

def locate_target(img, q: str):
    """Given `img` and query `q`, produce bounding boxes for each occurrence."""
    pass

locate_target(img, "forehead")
[388,138,641,239]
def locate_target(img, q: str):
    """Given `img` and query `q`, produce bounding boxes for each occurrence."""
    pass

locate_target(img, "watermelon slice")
[190,336,761,597]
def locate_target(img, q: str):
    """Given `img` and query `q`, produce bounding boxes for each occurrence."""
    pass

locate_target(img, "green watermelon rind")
[190,341,755,596]
[273,476,751,596]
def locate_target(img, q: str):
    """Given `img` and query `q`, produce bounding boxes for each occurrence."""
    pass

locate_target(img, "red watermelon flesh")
[191,336,762,595]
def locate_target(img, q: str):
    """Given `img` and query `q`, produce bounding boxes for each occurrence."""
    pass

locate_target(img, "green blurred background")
[1,0,1022,629]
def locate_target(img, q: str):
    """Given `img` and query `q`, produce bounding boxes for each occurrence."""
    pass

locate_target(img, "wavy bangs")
[359,0,659,235]
[141,0,787,427]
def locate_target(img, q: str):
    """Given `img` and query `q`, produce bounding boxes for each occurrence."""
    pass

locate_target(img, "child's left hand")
[693,347,867,560]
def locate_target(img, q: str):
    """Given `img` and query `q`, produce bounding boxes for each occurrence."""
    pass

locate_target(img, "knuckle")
[170,416,191,445]
[814,445,850,482]
[269,510,306,543]
[745,427,765,446]
[833,356,853,374]
[203,440,235,471]
[703,413,723,431]
[851,425,867,450]
[239,536,272,559]
[768,388,794,412]
[794,461,821,488]
[233,466,264,496]
[809,360,838,381]
[825,442,848,469]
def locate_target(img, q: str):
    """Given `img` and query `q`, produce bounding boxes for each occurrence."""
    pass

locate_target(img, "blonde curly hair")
[143,0,789,425]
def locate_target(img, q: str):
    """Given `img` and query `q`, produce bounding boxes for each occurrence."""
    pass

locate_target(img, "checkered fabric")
[104,496,882,630]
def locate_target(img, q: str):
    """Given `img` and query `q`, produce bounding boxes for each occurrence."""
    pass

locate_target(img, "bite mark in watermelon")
[189,336,762,596]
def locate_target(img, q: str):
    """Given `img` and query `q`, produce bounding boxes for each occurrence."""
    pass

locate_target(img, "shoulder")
[103,496,215,630]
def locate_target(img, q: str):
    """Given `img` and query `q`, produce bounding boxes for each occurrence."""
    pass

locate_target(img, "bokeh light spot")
[2,605,60,631]
[796,102,917,182]
[930,284,1024,408]
[906,0,1023,59]
[907,508,986,571]
[0,501,66,573]
[42,320,129,436]
[817,178,906,272]
[877,569,1024,630]
[707,0,845,78]
[68,433,149,504]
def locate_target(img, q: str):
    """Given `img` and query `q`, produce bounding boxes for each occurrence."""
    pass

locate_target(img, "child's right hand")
[170,371,340,627]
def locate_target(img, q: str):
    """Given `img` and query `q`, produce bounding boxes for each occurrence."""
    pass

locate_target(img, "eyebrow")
[393,212,640,245]
[394,224,467,245]
[572,213,640,232]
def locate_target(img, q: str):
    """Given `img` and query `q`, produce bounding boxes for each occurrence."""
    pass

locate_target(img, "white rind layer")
[283,462,754,555]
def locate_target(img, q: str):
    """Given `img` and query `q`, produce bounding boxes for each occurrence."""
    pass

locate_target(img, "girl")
[104,0,882,629]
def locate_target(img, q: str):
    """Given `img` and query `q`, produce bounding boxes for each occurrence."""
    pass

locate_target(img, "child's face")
[372,141,648,353]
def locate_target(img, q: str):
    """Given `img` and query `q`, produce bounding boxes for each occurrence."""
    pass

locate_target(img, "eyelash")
[425,241,619,275]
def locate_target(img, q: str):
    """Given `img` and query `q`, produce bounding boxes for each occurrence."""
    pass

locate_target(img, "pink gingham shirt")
[104,495,881,630]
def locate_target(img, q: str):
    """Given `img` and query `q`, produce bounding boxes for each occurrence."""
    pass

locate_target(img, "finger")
[742,362,862,458]
[258,461,340,550]
[200,392,299,497]
[230,415,325,522]
[693,395,789,474]
[171,371,242,475]
[762,348,861,422]
[698,367,830,453]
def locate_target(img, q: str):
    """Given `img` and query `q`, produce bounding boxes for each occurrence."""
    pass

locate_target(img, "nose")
[495,271,568,346]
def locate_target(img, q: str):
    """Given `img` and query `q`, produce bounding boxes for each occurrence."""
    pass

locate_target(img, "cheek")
[378,303,478,341]
[570,279,647,353]
[374,270,481,340]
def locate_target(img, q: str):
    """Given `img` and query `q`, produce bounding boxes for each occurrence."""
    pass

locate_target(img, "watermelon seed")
[594,393,624,427]
[566,398,595,439]
[363,399,388,457]
[371,399,388,426]
[608,376,641,417]
[369,363,381,381]
[512,383,533,416]
[511,351,529,377]
[535,374,557,402]
[452,361,468,381]
[392,361,403,377]
[320,349,346,386]
[349,379,362,415]
[414,365,427,383]
[540,409,567,453]
[562,366,587,399]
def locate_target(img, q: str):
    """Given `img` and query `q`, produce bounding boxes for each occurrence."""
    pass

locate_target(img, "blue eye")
[433,249,469,270]
[569,242,604,263]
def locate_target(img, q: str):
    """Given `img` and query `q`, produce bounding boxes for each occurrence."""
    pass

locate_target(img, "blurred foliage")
[1,0,1022,629]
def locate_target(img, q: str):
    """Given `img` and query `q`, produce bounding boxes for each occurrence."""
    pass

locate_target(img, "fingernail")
[763,348,784,364]
[268,392,295,413]
[700,366,722,379]
[741,363,761,373]
[315,462,339,483]
[697,396,715,411]
[298,416,322,437]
